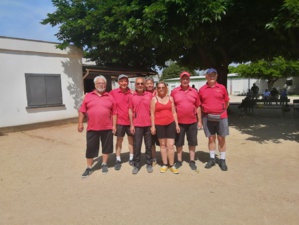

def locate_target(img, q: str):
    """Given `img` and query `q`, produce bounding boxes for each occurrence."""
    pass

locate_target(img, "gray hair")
[145,76,154,82]
[94,75,107,84]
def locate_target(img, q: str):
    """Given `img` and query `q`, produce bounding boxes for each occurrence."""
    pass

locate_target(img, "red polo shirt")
[110,87,131,125]
[129,91,152,127]
[198,82,230,118]
[171,86,200,124]
[79,91,117,131]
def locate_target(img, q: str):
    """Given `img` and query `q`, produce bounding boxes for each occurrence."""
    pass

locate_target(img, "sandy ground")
[0,101,299,225]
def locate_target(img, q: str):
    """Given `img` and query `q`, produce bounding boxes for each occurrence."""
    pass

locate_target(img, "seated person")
[280,88,288,100]
[262,89,270,100]
[269,87,279,100]
[280,88,288,105]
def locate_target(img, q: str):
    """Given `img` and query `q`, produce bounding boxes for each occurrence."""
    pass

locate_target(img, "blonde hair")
[156,81,169,95]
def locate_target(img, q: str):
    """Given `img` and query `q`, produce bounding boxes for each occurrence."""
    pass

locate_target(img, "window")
[25,73,64,108]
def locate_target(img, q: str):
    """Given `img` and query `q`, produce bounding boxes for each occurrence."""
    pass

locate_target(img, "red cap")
[180,71,190,78]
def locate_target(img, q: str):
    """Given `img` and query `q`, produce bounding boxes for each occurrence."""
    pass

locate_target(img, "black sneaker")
[219,159,228,171]
[102,164,108,174]
[189,161,197,170]
[205,158,216,169]
[129,160,134,166]
[132,167,139,175]
[82,168,93,178]
[146,165,153,173]
[174,161,182,169]
[114,160,122,170]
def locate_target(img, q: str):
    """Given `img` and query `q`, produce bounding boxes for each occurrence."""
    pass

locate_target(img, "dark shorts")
[175,122,198,147]
[115,124,132,137]
[151,134,160,146]
[202,117,229,137]
[156,121,176,139]
[86,130,113,158]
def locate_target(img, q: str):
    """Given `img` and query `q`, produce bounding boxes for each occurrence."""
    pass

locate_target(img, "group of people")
[78,68,230,177]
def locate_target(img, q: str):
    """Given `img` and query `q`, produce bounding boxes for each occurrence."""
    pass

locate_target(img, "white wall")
[0,37,84,128]
[165,74,299,96]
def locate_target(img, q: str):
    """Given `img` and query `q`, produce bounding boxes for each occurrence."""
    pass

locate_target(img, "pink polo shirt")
[110,87,131,125]
[79,91,117,131]
[198,82,230,118]
[171,86,200,124]
[129,91,152,127]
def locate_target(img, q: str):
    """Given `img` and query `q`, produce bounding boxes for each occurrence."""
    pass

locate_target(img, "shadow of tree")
[228,105,299,143]
[61,58,84,110]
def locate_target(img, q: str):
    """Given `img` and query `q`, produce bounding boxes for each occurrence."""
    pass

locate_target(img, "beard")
[96,87,106,92]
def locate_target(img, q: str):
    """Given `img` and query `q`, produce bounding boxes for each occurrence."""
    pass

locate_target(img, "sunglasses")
[157,87,165,89]
[136,82,144,85]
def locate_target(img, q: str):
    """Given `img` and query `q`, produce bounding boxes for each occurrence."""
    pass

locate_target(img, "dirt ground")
[0,104,299,225]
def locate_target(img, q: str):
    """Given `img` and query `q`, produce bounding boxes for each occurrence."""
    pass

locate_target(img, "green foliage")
[42,0,299,86]
[161,63,196,80]
[232,57,299,88]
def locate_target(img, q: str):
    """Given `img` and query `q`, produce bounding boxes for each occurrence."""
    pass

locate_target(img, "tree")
[230,57,299,89]
[42,0,299,87]
[160,63,196,80]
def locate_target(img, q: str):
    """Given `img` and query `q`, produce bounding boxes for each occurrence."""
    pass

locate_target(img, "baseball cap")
[180,71,190,78]
[206,68,217,74]
[118,74,128,81]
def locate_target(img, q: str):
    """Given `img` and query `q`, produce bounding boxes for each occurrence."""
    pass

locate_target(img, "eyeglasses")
[136,83,144,85]
[95,82,106,85]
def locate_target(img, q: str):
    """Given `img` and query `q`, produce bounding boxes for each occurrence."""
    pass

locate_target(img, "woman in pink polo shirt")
[151,81,180,174]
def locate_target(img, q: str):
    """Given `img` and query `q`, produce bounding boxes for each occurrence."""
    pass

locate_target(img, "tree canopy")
[229,57,299,89]
[160,62,196,80]
[42,0,299,86]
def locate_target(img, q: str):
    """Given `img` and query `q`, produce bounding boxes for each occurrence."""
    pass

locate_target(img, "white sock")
[116,156,121,161]
[220,151,226,160]
[129,154,133,160]
[210,150,216,158]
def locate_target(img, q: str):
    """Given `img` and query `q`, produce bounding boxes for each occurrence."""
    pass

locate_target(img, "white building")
[0,36,84,129]
[165,73,299,95]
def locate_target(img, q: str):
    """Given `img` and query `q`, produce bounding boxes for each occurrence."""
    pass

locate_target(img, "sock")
[101,163,107,166]
[129,154,133,160]
[220,151,226,160]
[210,150,216,159]
[116,156,121,161]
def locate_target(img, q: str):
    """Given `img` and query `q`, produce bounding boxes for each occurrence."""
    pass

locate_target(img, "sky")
[0,0,59,42]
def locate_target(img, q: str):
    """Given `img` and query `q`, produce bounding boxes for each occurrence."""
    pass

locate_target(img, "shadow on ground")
[228,105,299,143]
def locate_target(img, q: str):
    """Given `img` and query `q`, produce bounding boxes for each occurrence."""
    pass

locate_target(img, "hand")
[151,126,156,135]
[78,123,84,132]
[176,125,180,133]
[197,121,203,130]
[112,126,117,135]
[130,125,135,135]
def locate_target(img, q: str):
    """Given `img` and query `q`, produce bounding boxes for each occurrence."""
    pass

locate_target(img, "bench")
[238,98,291,116]
[293,99,299,118]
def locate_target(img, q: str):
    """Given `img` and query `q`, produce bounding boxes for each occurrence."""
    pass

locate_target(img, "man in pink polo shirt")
[171,71,202,171]
[198,68,230,171]
[78,75,117,178]
[129,77,153,174]
[145,76,159,166]
[110,74,134,170]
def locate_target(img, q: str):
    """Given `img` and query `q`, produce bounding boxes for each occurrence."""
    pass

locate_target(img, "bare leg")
[189,145,196,161]
[167,138,175,165]
[159,138,167,165]
[115,137,123,158]
[176,146,183,162]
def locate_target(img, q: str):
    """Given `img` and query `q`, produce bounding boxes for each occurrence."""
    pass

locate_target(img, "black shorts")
[86,130,113,158]
[115,124,132,137]
[151,134,160,146]
[175,122,198,147]
[155,121,176,139]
